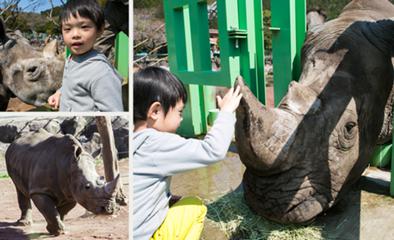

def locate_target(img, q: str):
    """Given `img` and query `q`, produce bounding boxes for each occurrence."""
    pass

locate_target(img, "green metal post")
[164,1,208,136]
[115,31,129,79]
[391,114,394,196]
[270,0,306,106]
[163,0,265,136]
[293,0,306,81]
[254,0,265,104]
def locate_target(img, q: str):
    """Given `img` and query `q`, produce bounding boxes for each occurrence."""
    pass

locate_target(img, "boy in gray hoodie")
[133,66,242,240]
[48,0,123,112]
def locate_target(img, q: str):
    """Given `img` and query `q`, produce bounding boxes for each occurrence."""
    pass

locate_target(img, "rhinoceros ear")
[0,18,7,44]
[73,144,83,160]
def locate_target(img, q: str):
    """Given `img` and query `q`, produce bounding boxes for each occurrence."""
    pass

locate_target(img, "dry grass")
[206,189,323,240]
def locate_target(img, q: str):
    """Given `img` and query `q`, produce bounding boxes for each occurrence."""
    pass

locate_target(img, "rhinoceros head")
[70,145,120,214]
[236,17,394,223]
[0,19,64,109]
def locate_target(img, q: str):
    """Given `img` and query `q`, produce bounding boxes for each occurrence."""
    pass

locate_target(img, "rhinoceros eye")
[345,122,356,134]
[338,121,358,150]
[85,183,91,189]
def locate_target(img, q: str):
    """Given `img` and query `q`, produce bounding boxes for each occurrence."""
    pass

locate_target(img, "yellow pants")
[150,196,207,240]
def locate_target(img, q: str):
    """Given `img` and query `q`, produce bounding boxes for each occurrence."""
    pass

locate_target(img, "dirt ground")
[171,147,394,240]
[0,159,129,240]
[6,98,38,112]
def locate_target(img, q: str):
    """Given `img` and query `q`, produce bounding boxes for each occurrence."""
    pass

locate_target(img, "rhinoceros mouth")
[104,202,120,214]
[280,195,325,223]
[245,186,327,223]
[13,90,56,107]
[243,169,336,223]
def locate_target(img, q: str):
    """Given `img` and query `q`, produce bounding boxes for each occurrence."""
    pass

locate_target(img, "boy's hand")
[48,90,61,109]
[217,85,242,113]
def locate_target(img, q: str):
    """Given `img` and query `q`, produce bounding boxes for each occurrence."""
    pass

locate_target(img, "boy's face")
[62,13,101,56]
[153,100,184,133]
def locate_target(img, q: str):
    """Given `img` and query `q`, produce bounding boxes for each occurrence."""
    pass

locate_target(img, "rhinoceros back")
[5,129,77,198]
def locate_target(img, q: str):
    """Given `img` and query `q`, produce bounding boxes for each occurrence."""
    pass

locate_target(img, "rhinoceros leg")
[16,190,32,226]
[31,194,65,236]
[58,201,76,221]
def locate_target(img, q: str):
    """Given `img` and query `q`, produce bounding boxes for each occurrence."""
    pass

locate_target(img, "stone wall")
[0,116,129,165]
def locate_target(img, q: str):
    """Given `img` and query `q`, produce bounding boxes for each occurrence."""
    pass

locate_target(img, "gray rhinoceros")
[5,129,120,235]
[0,19,64,110]
[235,0,394,223]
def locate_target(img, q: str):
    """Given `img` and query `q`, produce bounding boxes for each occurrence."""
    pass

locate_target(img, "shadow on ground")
[0,221,29,240]
[171,150,394,240]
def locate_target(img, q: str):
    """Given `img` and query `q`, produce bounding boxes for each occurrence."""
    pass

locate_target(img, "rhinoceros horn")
[104,174,120,196]
[235,77,300,175]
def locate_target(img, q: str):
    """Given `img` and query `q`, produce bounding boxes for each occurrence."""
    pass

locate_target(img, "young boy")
[48,0,123,112]
[133,66,242,240]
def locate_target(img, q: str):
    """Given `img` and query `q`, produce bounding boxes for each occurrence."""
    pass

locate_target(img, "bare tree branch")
[0,0,41,25]
[95,116,128,206]
[45,0,59,27]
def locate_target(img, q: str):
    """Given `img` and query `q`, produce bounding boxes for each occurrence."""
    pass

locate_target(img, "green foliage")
[40,6,62,16]
[307,0,394,19]
[3,6,63,34]
[134,0,162,9]
[1,4,25,31]
[97,0,107,8]
[0,172,9,179]
[35,20,60,35]
[307,0,349,19]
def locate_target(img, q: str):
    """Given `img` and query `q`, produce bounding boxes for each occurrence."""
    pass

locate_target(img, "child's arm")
[149,87,242,176]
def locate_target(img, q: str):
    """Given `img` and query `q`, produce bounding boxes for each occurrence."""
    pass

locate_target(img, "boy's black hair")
[134,67,188,122]
[60,0,105,30]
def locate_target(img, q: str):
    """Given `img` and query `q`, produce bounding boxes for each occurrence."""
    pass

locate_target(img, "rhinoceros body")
[5,129,119,235]
[236,0,394,223]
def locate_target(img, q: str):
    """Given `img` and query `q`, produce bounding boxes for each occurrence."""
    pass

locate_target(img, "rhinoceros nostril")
[27,66,38,73]
[26,65,42,81]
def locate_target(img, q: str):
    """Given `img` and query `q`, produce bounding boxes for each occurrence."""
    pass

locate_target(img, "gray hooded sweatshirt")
[59,50,123,112]
[133,111,236,240]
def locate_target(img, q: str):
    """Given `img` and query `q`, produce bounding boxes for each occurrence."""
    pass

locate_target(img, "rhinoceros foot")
[16,217,32,226]
[46,220,65,236]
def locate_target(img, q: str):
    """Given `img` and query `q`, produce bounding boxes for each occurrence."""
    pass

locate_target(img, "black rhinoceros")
[236,0,394,223]
[0,19,64,110]
[5,129,120,235]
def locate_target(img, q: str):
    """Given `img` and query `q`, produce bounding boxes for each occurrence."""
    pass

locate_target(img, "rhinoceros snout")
[103,200,120,214]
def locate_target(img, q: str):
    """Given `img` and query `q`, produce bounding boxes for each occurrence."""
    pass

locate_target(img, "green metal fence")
[164,0,305,136]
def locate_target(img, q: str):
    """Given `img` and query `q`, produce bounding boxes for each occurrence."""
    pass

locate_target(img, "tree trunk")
[96,116,127,205]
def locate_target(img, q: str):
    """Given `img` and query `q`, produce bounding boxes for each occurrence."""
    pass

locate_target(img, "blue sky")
[19,0,63,12]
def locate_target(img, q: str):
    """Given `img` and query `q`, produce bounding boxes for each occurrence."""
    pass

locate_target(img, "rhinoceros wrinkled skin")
[235,0,394,223]
[5,129,120,235]
[0,19,64,110]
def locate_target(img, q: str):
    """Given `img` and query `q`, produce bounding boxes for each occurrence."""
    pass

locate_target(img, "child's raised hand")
[216,85,242,113]
[48,90,61,109]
